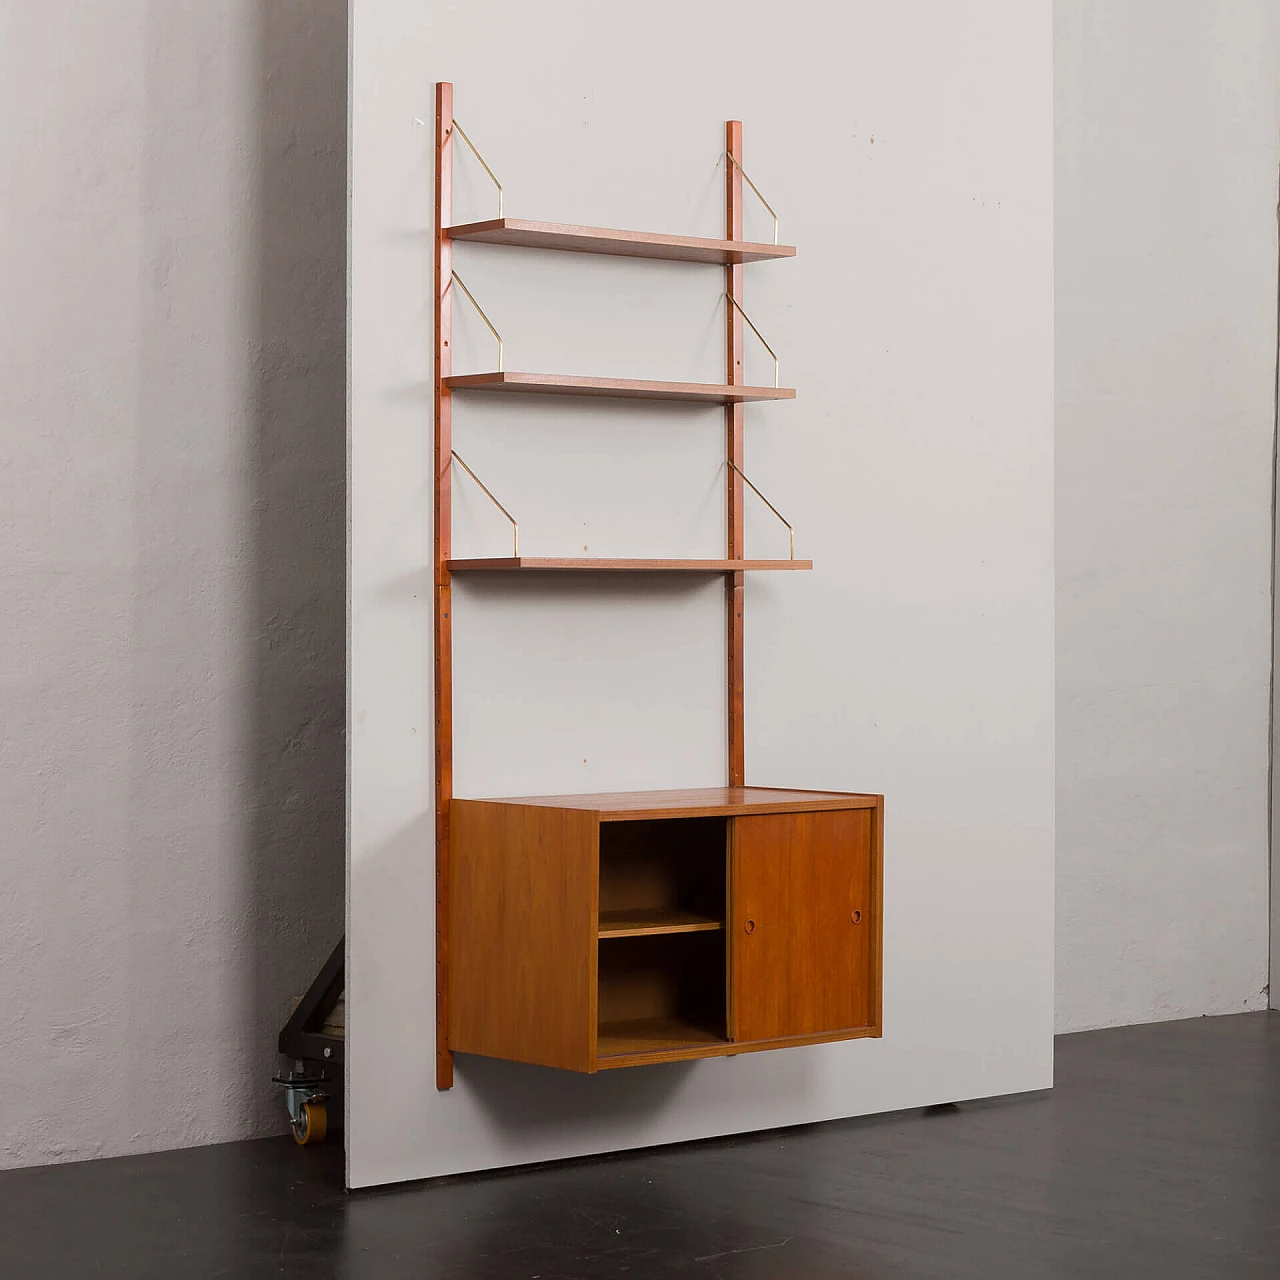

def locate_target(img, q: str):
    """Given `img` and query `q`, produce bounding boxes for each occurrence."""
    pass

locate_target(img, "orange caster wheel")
[292,1098,327,1146]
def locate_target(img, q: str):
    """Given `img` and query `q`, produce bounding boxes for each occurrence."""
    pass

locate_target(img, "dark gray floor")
[3,1012,1277,1278]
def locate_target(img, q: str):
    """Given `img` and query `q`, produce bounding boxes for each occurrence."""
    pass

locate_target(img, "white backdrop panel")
[349,0,1054,1188]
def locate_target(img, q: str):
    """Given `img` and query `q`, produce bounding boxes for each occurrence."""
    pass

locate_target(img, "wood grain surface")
[449,801,598,1071]
[598,910,723,939]
[446,217,796,264]
[730,808,875,1042]
[443,371,795,403]
[445,557,812,572]
[464,786,879,821]
[595,1016,728,1057]
[595,1024,880,1069]
[433,81,455,1090]
[725,118,747,786]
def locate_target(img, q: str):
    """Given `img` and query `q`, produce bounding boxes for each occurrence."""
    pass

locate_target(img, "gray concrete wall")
[1056,0,1280,1032]
[0,1,346,1167]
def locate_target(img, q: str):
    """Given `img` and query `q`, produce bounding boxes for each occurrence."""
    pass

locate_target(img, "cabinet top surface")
[455,786,880,821]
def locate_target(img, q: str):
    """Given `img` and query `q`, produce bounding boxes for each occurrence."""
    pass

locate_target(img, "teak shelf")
[447,217,797,264]
[445,557,813,573]
[433,85,882,1088]
[445,371,795,404]
[598,909,723,939]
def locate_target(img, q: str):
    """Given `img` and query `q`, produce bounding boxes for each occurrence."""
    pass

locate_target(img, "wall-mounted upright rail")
[726,120,746,787]
[434,81,456,1091]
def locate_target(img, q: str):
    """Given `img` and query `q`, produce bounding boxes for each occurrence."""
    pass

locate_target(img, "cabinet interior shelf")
[598,909,722,939]
[596,1017,728,1062]
[444,371,795,404]
[446,217,797,265]
[445,557,813,573]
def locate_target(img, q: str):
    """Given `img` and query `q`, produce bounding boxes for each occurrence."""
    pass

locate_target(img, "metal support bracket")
[725,151,780,244]
[728,460,796,560]
[448,272,504,372]
[448,119,504,218]
[451,450,520,556]
[724,292,780,387]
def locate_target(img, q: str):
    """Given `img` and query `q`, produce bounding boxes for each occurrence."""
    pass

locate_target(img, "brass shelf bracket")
[724,293,780,388]
[448,119,504,218]
[448,271,504,372]
[727,460,795,560]
[725,151,779,244]
[451,450,520,557]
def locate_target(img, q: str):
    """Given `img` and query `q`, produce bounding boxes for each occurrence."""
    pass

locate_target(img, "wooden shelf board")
[596,1016,728,1059]
[446,217,796,264]
[595,1023,880,1070]
[446,557,812,573]
[598,909,722,940]
[457,786,881,822]
[444,371,795,404]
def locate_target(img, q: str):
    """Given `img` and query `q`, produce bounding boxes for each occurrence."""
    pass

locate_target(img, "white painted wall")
[1055,1,1280,1033]
[0,1,346,1168]
[349,0,1055,1188]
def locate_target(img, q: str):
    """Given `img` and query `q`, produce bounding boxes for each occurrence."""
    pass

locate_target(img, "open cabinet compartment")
[596,817,729,1061]
[598,817,727,938]
[597,932,728,1061]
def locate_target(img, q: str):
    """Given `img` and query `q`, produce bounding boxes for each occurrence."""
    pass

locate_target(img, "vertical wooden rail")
[434,81,455,1090]
[725,121,746,786]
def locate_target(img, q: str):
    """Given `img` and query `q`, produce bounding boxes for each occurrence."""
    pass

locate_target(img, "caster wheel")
[292,1099,327,1146]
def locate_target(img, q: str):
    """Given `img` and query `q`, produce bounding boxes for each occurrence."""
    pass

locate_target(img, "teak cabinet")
[450,787,883,1072]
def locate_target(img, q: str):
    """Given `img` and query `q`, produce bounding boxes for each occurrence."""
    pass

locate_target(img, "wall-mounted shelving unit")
[433,83,882,1088]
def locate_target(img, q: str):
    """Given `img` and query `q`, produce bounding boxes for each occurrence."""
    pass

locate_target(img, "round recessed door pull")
[744,919,756,934]
[851,910,862,924]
